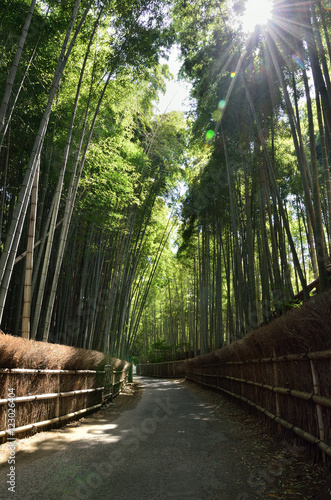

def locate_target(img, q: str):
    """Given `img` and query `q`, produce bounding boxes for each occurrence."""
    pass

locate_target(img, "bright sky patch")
[241,0,273,33]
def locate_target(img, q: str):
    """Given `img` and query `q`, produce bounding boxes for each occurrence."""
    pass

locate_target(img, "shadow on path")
[0,377,330,500]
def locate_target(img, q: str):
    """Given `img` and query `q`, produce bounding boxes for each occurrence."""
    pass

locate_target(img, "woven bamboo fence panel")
[186,349,331,460]
[136,360,186,378]
[0,363,130,443]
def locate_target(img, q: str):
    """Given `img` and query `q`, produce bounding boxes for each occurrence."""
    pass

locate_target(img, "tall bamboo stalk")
[31,10,101,339]
[43,60,116,341]
[0,0,87,325]
[0,0,36,135]
[22,159,39,338]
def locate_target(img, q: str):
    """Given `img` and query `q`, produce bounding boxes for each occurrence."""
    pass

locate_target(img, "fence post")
[111,368,115,400]
[55,371,60,420]
[272,349,281,434]
[310,359,325,461]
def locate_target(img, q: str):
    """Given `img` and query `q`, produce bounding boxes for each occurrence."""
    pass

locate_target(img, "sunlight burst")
[241,0,273,33]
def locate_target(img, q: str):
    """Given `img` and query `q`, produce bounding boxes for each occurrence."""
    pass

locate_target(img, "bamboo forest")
[1,0,331,364]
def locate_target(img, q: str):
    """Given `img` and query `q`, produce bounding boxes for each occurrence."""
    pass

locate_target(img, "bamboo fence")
[0,363,130,443]
[136,360,186,378]
[103,364,130,401]
[185,349,331,461]
[137,349,331,461]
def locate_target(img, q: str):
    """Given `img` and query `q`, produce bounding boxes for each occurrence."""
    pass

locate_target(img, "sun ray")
[207,0,315,143]
[213,42,250,137]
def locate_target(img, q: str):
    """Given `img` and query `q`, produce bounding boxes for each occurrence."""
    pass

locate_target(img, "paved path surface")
[0,377,330,499]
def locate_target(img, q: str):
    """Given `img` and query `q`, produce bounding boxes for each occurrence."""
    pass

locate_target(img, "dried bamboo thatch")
[187,289,331,368]
[0,331,106,370]
[0,334,131,443]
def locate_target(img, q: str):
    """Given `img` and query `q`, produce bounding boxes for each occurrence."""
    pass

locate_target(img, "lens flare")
[212,110,222,121]
[218,100,226,109]
[206,130,215,141]
[292,54,305,70]
[231,72,236,78]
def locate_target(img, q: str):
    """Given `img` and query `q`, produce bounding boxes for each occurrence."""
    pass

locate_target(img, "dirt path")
[0,377,330,499]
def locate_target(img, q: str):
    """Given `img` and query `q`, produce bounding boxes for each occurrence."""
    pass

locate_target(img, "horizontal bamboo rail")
[0,387,104,405]
[185,375,331,459]
[0,368,103,374]
[0,403,102,439]
[203,349,331,366]
[0,363,131,442]
[136,360,186,378]
[186,347,331,463]
[187,373,331,409]
[103,365,130,400]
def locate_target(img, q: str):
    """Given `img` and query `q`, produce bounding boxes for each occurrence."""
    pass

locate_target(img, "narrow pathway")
[0,377,330,499]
